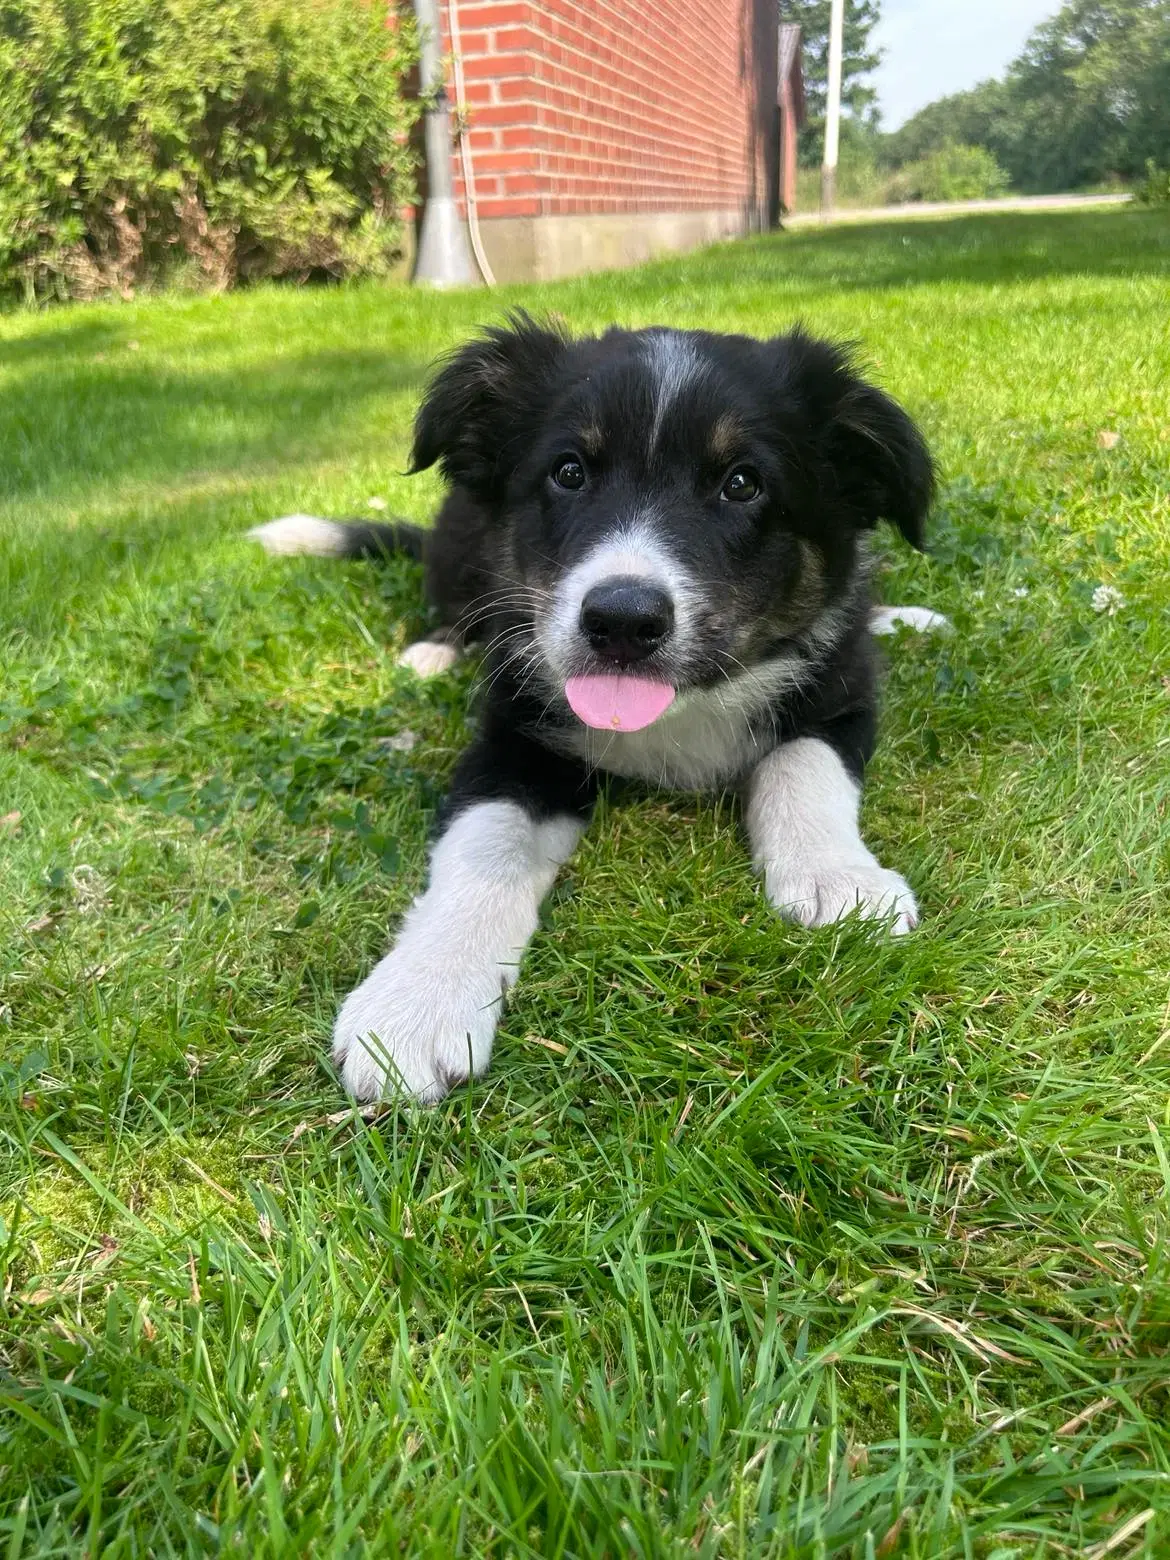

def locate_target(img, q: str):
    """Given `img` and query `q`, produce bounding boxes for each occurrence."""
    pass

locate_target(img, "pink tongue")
[564,674,676,733]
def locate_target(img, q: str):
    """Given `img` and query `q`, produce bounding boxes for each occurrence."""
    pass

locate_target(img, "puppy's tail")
[248,513,427,563]
[869,605,950,635]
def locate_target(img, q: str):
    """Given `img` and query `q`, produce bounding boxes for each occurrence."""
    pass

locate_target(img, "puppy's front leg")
[746,737,917,935]
[333,772,587,1103]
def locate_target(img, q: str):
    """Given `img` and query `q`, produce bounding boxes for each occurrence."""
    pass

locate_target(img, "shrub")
[884,141,1011,205]
[0,0,418,302]
[1135,159,1170,206]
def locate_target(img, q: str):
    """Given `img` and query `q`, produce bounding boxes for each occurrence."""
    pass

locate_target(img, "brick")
[461,53,530,81]
[469,104,536,128]
[479,195,540,217]
[455,3,529,27]
[469,148,535,173]
[425,0,776,222]
[492,26,531,50]
[497,76,542,102]
[460,80,496,106]
[455,30,490,56]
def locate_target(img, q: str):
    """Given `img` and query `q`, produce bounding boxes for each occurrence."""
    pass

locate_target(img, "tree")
[885,0,1170,193]
[883,81,1010,170]
[782,1,883,164]
[1003,0,1170,187]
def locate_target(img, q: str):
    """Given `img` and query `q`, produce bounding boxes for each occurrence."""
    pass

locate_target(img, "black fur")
[338,315,933,822]
[267,317,940,1104]
[317,518,429,561]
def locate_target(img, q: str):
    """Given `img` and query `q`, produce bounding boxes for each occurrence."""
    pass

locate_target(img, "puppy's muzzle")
[579,577,675,666]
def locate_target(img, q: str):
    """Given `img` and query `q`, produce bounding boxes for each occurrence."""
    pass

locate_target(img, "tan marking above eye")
[708,413,744,463]
[578,424,605,457]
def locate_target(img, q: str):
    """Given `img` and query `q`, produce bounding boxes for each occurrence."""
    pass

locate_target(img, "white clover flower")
[1091,584,1125,616]
[366,496,388,511]
[1012,586,1030,599]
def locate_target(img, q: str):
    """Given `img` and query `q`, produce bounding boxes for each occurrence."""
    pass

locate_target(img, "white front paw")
[765,859,918,935]
[332,951,501,1104]
[397,639,460,678]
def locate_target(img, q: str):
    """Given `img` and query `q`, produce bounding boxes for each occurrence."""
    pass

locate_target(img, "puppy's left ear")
[410,311,570,495]
[778,332,935,550]
[829,377,935,550]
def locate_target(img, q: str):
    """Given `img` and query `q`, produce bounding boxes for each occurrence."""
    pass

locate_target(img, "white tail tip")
[870,605,952,636]
[248,515,351,557]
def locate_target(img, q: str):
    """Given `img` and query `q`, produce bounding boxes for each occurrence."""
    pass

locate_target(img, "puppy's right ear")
[410,312,570,494]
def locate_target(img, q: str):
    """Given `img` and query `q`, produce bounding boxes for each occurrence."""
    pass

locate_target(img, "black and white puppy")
[254,315,944,1104]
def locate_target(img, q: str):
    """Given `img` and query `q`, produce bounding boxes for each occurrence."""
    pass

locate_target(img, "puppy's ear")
[777,331,935,550]
[411,311,570,493]
[830,377,934,550]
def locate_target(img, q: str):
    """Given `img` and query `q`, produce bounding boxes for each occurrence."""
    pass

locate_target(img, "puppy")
[253,315,940,1104]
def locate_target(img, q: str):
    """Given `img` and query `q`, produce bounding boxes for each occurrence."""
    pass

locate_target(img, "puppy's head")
[413,314,934,731]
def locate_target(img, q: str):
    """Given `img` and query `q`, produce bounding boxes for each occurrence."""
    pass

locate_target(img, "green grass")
[2,207,1170,1556]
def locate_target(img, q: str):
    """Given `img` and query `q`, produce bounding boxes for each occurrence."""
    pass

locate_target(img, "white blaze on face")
[644,331,705,455]
[539,518,697,681]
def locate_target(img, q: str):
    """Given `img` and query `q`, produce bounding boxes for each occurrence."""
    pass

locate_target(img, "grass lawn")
[2,207,1170,1556]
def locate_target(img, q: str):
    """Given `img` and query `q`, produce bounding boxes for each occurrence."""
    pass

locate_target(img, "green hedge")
[1136,159,1170,205]
[885,142,1011,205]
[0,0,418,301]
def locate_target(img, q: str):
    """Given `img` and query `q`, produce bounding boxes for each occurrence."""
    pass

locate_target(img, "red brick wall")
[444,0,778,224]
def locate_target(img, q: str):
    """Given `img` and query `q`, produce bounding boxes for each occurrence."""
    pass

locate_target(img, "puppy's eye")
[551,456,586,491]
[720,467,761,503]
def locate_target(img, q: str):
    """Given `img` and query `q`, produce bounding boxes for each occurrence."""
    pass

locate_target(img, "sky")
[870,0,1059,129]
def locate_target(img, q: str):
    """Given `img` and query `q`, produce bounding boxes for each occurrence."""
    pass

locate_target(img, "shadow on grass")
[4,208,1167,522]
[0,316,134,364]
[0,346,428,506]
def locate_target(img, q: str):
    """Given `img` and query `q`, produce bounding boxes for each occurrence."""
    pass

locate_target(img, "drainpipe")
[412,0,477,287]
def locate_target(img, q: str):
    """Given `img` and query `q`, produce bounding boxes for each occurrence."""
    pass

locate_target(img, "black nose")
[579,577,674,664]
